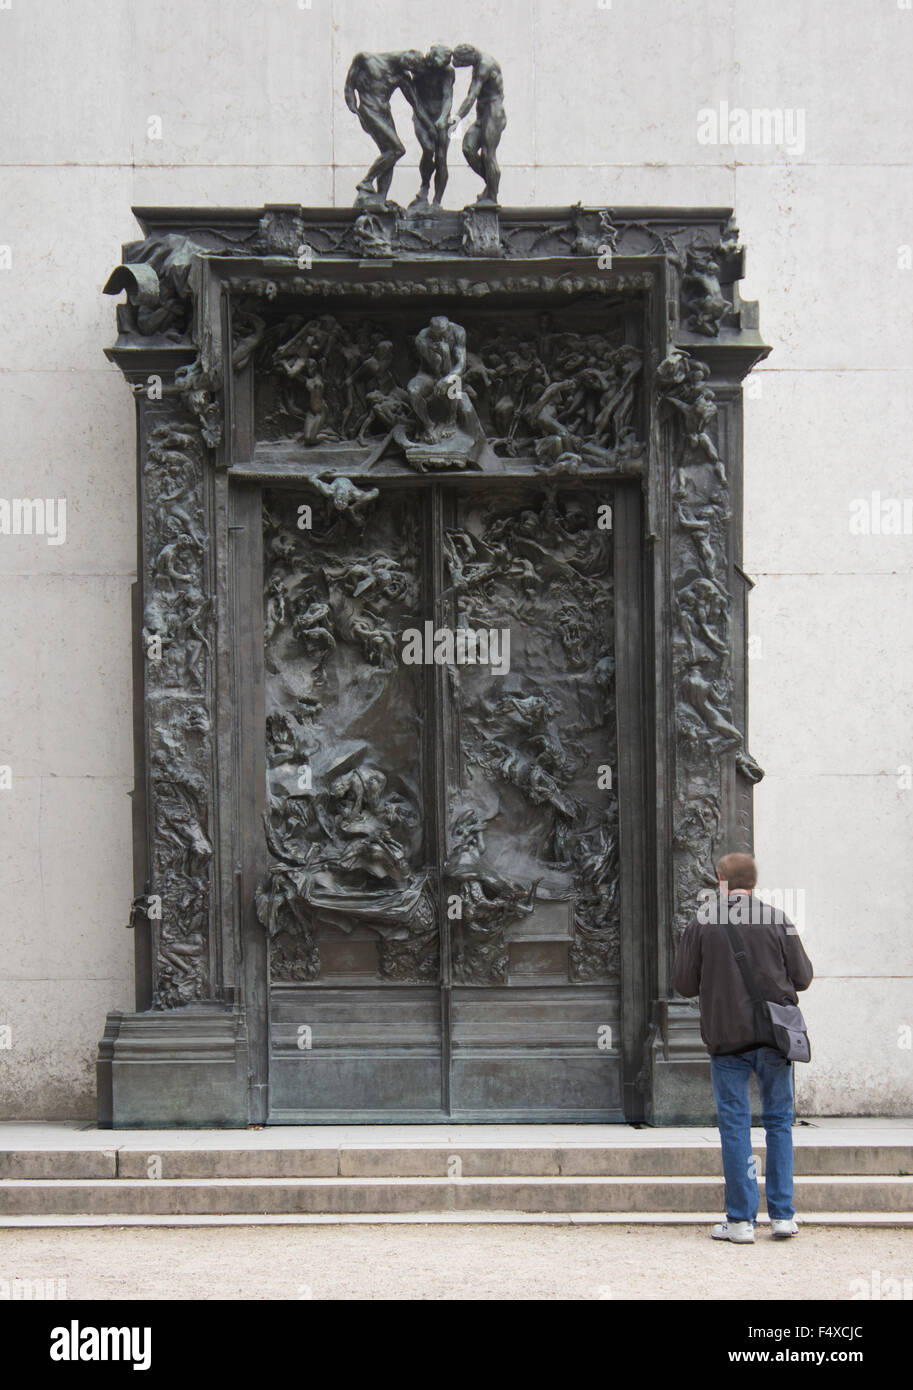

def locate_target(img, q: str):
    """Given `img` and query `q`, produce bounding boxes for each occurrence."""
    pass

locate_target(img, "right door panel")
[442,482,624,1119]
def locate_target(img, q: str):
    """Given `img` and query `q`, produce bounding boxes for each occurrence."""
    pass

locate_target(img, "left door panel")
[258,485,445,1120]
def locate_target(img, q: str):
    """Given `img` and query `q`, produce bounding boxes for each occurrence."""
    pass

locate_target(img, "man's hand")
[435,373,459,398]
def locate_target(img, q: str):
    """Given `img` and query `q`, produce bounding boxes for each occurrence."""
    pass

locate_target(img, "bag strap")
[721,914,765,1006]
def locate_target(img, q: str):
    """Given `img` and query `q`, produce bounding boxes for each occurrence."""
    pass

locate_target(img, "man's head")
[452,44,479,67]
[398,50,424,72]
[426,44,453,68]
[716,851,757,893]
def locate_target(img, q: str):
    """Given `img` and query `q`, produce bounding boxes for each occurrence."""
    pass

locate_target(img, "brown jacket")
[671,892,814,1055]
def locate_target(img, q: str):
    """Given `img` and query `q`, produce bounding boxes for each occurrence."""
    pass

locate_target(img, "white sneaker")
[711,1220,755,1243]
[770,1218,799,1238]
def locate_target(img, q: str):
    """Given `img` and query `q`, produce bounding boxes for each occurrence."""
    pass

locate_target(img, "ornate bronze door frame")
[98,207,767,1128]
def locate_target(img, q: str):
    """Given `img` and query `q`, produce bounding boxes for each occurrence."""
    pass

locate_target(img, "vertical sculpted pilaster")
[658,349,759,942]
[140,406,215,1007]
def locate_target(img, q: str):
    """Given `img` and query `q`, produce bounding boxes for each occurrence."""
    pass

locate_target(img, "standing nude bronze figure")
[344,50,422,202]
[406,45,455,208]
[451,45,506,206]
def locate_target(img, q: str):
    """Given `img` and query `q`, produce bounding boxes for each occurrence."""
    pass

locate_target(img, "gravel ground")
[1,1224,911,1300]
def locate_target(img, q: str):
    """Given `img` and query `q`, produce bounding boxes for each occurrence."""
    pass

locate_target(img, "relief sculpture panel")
[658,350,763,941]
[248,301,632,997]
[243,300,644,477]
[443,486,619,985]
[256,484,438,985]
[254,474,619,993]
[136,414,215,1009]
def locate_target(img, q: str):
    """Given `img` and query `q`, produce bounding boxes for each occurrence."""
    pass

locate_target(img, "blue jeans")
[709,1048,796,1223]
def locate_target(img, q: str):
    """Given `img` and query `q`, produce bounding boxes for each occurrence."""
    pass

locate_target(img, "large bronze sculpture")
[97,50,768,1129]
[345,43,506,209]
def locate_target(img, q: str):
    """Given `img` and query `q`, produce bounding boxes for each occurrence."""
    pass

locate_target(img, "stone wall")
[1,0,910,1116]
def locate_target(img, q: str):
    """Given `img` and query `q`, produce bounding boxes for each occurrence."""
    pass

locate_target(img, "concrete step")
[1,1174,912,1217]
[2,1143,912,1181]
[0,1150,118,1180]
[5,1210,913,1228]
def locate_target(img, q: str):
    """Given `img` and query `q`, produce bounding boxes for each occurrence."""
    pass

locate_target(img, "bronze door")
[260,477,636,1121]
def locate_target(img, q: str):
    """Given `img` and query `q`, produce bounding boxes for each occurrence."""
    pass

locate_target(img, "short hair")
[716,851,758,891]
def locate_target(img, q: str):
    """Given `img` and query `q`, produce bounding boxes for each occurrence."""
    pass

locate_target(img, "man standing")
[344,51,423,202]
[672,852,813,1244]
[451,45,506,206]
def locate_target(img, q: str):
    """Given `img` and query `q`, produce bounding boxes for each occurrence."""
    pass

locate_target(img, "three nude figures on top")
[344,45,506,209]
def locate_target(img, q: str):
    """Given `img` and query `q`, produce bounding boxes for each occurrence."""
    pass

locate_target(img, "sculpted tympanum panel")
[247,301,644,477]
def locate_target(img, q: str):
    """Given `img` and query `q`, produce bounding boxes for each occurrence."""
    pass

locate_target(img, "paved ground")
[1,1223,911,1300]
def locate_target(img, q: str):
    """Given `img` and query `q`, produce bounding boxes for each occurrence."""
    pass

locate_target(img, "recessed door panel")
[261,478,626,1121]
[260,485,443,1117]
[441,483,622,1118]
